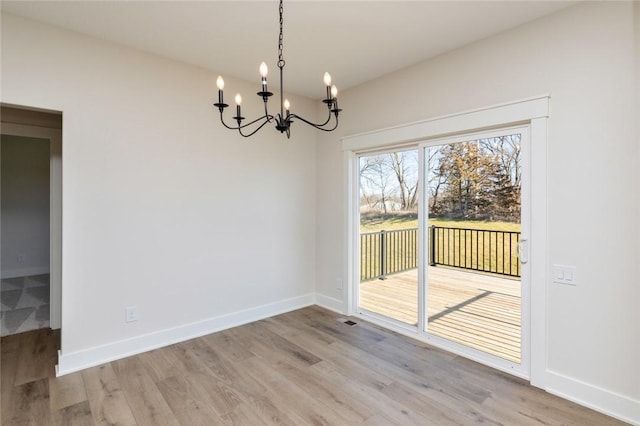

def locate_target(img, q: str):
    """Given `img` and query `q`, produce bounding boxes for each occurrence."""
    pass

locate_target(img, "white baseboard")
[1,266,50,279]
[54,291,640,426]
[314,293,345,314]
[56,293,315,377]
[546,370,640,425]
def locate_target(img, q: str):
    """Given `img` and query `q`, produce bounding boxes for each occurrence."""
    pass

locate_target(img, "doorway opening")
[1,134,51,335]
[0,105,62,336]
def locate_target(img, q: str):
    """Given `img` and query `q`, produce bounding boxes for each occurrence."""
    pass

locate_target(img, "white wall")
[1,3,638,422]
[1,135,50,278]
[1,13,317,370]
[316,2,638,423]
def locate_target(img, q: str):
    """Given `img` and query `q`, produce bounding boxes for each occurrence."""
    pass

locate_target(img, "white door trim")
[342,95,549,151]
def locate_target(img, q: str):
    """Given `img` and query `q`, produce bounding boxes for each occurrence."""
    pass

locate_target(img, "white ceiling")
[2,1,575,99]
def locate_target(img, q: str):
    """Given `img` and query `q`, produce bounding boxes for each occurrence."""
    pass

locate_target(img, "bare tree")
[480,135,521,188]
[359,155,393,213]
[479,135,521,220]
[360,136,521,221]
[426,146,446,213]
[427,135,521,221]
[388,151,419,210]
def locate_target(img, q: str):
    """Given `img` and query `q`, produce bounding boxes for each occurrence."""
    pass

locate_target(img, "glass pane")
[358,149,419,326]
[425,134,522,363]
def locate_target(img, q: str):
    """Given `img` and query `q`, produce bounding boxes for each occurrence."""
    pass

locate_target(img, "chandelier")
[213,0,341,138]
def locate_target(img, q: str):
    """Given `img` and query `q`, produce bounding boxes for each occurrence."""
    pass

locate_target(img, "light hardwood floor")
[0,306,626,425]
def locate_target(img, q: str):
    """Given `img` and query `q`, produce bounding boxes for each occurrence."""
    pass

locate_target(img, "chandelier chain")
[278,0,285,69]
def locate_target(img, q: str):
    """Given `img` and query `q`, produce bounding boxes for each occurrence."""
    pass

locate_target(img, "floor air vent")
[337,318,357,326]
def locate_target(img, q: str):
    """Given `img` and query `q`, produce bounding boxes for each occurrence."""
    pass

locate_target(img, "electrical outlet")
[336,277,343,290]
[125,306,138,323]
[17,254,26,263]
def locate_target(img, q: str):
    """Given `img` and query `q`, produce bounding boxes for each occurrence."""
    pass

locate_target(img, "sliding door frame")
[353,145,421,333]
[418,124,530,377]
[342,95,549,385]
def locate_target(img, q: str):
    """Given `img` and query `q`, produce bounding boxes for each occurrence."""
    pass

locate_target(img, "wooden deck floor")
[360,267,521,363]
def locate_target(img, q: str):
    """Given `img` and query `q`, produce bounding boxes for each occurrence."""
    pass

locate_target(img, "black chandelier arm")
[218,112,275,135]
[263,99,273,121]
[218,114,241,131]
[288,112,339,132]
[310,109,333,127]
[237,117,275,137]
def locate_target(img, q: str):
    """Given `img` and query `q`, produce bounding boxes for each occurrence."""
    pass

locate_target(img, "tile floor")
[1,274,50,336]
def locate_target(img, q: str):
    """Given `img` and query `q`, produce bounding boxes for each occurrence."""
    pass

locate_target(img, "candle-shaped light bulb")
[234,93,242,120]
[331,85,338,98]
[323,72,332,87]
[284,99,290,112]
[216,76,225,105]
[259,62,268,93]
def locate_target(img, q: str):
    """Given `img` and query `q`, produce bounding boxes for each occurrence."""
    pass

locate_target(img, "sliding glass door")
[421,127,528,372]
[355,126,530,376]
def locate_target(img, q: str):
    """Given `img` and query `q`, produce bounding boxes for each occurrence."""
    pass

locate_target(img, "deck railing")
[429,226,520,278]
[360,228,418,281]
[360,226,521,281]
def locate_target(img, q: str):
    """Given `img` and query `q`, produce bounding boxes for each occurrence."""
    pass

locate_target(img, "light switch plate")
[553,265,577,285]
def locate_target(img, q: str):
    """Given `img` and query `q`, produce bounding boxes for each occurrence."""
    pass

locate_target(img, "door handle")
[518,238,529,264]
